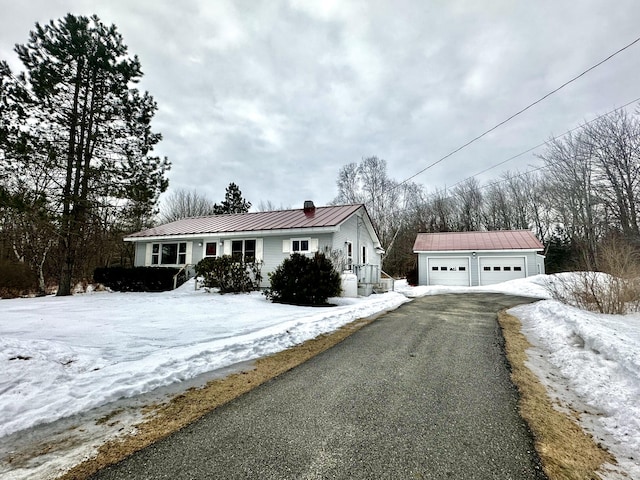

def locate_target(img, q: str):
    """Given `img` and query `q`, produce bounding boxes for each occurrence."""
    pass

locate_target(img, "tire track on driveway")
[92,293,547,480]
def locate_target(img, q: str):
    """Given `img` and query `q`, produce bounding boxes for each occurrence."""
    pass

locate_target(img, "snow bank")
[510,299,640,478]
[0,281,408,438]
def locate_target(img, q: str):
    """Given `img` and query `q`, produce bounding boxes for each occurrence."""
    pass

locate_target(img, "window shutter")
[282,240,290,253]
[186,242,193,264]
[255,238,264,261]
[223,240,232,256]
[145,243,152,266]
[310,238,319,253]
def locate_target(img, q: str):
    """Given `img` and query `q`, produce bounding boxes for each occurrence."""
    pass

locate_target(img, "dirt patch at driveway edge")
[58,314,384,480]
[498,310,615,480]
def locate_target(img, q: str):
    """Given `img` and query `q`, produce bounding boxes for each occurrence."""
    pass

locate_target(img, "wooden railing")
[172,264,194,290]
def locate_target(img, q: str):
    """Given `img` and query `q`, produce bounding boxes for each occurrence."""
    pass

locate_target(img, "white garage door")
[427,257,470,286]
[479,257,526,285]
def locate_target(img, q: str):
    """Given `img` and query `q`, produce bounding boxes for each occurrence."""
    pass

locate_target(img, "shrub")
[0,259,36,298]
[406,267,418,286]
[94,266,183,292]
[265,252,341,306]
[545,236,640,314]
[194,255,262,293]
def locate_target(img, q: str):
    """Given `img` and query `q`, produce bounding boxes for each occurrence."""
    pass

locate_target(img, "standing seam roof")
[412,230,544,251]
[125,204,364,238]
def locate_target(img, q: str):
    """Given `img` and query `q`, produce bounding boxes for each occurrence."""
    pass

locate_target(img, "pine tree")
[213,182,251,214]
[0,14,170,295]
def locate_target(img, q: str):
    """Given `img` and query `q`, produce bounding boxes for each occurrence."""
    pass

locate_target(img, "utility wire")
[395,34,640,190]
[448,96,640,189]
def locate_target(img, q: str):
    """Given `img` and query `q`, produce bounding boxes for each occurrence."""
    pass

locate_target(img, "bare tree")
[256,200,290,212]
[584,110,640,242]
[453,178,483,231]
[538,132,603,269]
[159,188,217,223]
[482,182,511,230]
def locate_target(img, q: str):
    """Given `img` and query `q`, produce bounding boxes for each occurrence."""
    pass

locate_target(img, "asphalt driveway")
[92,293,547,479]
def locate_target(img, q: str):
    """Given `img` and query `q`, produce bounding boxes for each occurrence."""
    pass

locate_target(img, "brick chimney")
[303,200,316,213]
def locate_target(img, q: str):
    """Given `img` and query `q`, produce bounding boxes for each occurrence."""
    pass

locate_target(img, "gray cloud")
[2,0,640,210]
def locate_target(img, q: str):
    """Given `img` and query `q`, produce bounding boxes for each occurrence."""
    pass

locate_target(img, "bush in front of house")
[94,266,184,292]
[194,255,262,293]
[264,252,341,306]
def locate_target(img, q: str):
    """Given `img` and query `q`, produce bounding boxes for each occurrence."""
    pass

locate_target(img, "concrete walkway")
[92,293,547,479]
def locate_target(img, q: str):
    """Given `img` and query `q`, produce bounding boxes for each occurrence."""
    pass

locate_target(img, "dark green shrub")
[265,252,341,306]
[93,266,183,292]
[406,267,418,286]
[194,255,262,293]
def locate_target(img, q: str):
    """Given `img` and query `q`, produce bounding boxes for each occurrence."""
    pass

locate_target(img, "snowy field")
[1,274,639,479]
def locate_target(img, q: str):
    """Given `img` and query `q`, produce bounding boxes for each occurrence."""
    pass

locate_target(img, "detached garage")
[413,230,545,287]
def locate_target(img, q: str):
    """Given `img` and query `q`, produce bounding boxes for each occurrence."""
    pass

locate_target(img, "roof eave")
[413,248,544,254]
[124,225,340,242]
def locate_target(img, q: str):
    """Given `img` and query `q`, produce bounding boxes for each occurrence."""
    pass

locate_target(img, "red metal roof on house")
[125,204,364,239]
[413,230,544,252]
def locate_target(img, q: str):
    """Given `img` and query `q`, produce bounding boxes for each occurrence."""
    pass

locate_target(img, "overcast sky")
[2,1,639,211]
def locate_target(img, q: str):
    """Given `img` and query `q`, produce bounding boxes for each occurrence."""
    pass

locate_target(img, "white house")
[413,230,545,287]
[124,202,385,292]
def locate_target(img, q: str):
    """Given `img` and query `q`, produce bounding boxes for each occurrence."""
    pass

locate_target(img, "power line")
[448,96,640,189]
[395,33,640,190]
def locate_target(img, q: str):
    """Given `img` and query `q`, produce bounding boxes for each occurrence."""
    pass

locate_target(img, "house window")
[440,266,447,271]
[514,266,522,272]
[291,238,310,253]
[493,266,501,271]
[205,242,217,257]
[178,243,187,264]
[153,242,187,265]
[345,241,353,271]
[232,239,256,262]
[361,246,367,264]
[483,266,490,271]
[459,266,466,271]
[151,244,160,265]
[504,266,511,271]
[432,266,438,271]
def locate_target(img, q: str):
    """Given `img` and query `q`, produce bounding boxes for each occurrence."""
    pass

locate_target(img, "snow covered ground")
[1,274,638,479]
[0,281,409,439]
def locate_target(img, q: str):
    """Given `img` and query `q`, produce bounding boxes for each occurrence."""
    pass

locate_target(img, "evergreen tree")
[0,14,170,295]
[213,182,251,214]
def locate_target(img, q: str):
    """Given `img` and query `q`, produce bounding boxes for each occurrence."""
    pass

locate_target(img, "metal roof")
[413,230,544,252]
[125,204,364,239]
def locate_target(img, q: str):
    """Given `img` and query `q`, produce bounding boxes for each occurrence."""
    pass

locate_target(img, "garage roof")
[413,230,544,252]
